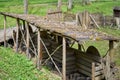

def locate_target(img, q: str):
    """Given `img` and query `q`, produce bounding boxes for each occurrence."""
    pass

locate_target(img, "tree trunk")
[68,0,73,10]
[24,0,28,14]
[58,0,62,10]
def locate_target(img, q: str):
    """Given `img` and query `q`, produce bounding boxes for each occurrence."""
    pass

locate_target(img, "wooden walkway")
[0,12,120,80]
[0,12,119,43]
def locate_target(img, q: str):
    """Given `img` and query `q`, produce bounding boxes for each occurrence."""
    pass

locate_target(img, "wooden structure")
[0,12,120,80]
[113,6,120,28]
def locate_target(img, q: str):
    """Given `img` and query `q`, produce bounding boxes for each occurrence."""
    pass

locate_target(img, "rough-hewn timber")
[0,12,119,44]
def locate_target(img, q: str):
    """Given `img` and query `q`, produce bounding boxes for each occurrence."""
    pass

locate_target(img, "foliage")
[0,47,60,80]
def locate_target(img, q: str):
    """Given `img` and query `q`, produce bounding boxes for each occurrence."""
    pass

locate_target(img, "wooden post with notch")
[4,15,7,47]
[37,29,42,69]
[62,37,66,80]
[16,18,20,52]
[26,22,30,59]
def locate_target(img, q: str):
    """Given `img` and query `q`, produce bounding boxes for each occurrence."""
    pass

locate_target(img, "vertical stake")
[92,62,95,80]
[62,37,66,80]
[37,29,42,69]
[16,18,20,52]
[4,15,7,47]
[26,22,30,59]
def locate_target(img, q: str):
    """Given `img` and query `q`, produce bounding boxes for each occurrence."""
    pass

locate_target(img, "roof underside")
[0,12,120,43]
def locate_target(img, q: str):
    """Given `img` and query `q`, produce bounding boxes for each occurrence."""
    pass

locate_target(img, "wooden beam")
[62,37,66,80]
[37,29,42,69]
[16,18,20,52]
[26,22,30,59]
[109,40,114,62]
[89,14,100,29]
[4,15,7,47]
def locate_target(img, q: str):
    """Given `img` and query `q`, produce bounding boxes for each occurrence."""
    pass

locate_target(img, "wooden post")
[22,20,26,30]
[92,62,95,80]
[24,0,28,14]
[85,11,89,28]
[37,29,42,69]
[26,22,30,59]
[62,37,66,80]
[109,40,114,62]
[16,18,20,52]
[4,15,7,47]
[78,44,82,51]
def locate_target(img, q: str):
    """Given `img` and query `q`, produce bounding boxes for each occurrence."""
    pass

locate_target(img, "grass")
[0,47,61,80]
[71,1,120,16]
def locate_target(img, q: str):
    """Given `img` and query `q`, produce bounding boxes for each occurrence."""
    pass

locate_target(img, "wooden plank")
[78,68,91,77]
[3,15,7,47]
[62,37,66,80]
[76,53,101,63]
[76,63,91,72]
[16,18,20,52]
[77,58,103,71]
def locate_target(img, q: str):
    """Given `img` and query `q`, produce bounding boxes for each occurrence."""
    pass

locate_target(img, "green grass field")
[0,47,61,80]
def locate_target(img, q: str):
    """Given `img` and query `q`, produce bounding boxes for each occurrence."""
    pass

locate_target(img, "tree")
[58,0,62,9]
[68,0,73,10]
[24,0,28,14]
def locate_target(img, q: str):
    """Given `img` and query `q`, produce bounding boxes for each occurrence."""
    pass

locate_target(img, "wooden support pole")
[4,15,7,47]
[37,29,42,69]
[24,0,28,14]
[109,40,114,62]
[22,20,26,30]
[92,62,95,80]
[62,37,66,80]
[26,22,30,59]
[16,18,20,52]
